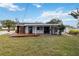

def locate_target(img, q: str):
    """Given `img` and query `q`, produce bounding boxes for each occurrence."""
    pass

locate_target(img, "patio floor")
[10,33,39,37]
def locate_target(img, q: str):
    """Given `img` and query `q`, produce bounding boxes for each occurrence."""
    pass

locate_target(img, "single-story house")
[15,23,60,35]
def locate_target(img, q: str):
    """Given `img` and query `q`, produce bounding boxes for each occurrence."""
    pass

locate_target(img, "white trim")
[16,24,60,26]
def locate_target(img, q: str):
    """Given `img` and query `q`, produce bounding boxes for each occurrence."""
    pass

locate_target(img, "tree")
[58,24,65,35]
[1,20,16,32]
[47,18,65,35]
[47,18,62,24]
[69,8,79,28]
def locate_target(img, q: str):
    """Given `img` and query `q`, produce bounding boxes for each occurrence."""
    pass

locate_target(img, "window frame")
[37,26,43,30]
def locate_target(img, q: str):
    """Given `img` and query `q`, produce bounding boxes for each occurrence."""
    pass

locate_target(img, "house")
[15,23,60,35]
[77,25,79,29]
[0,22,2,29]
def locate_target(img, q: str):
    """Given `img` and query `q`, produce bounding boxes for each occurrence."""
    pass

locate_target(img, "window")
[37,26,43,30]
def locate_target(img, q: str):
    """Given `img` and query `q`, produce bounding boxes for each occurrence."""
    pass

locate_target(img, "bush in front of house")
[69,29,79,35]
[58,24,65,35]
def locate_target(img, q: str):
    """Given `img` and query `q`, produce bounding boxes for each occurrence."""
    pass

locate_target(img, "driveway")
[0,31,15,35]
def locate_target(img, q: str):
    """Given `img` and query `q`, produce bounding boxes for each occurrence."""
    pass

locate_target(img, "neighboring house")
[64,27,71,33]
[0,22,8,30]
[77,25,79,29]
[64,26,76,33]
[15,23,60,35]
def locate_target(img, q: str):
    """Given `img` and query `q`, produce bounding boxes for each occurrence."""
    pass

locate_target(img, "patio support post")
[15,26,18,33]
[34,26,37,35]
[50,25,51,35]
[18,26,20,34]
[52,27,55,35]
[43,26,44,34]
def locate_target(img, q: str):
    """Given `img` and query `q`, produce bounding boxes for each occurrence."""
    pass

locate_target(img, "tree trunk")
[59,30,62,35]
[8,27,10,32]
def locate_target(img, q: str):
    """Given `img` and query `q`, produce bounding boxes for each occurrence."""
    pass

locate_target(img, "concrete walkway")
[0,31,15,35]
[64,33,72,36]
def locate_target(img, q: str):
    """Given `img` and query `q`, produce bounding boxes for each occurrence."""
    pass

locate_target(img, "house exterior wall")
[16,24,60,35]
[25,26,44,34]
[25,26,28,33]
[35,30,44,34]
[32,26,36,34]
[34,26,44,34]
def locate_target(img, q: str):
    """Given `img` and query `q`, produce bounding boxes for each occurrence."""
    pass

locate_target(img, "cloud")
[34,7,68,22]
[33,4,42,8]
[0,3,25,12]
[22,7,77,27]
[41,7,68,18]
[23,18,35,23]
[23,7,77,23]
[34,7,78,26]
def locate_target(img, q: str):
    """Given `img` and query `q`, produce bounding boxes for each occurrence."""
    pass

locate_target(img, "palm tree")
[69,8,79,28]
[1,20,16,32]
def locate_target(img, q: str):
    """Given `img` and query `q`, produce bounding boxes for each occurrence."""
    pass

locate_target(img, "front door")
[28,26,33,34]
[44,26,50,34]
[19,26,26,34]
[16,26,19,33]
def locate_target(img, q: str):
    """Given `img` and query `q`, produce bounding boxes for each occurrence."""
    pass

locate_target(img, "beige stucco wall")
[25,26,28,33]
[25,26,44,34]
[32,26,44,34]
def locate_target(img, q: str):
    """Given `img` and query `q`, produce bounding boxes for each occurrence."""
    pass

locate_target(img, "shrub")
[69,29,79,35]
[58,24,65,35]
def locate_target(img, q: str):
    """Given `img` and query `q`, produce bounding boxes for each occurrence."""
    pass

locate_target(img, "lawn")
[0,34,79,56]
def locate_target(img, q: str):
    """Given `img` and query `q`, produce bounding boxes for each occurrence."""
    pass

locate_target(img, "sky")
[0,3,79,27]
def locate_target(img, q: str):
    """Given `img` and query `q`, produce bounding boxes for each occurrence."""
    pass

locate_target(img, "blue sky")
[0,3,79,27]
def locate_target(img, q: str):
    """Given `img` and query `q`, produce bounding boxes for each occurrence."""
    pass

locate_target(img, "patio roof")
[16,23,60,26]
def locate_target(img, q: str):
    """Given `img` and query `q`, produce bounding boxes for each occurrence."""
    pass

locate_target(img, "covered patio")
[12,23,60,37]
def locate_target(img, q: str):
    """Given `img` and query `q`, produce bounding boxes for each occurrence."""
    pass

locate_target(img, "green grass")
[0,34,79,56]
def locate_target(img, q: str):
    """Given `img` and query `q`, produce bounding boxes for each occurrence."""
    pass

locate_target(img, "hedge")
[69,29,79,35]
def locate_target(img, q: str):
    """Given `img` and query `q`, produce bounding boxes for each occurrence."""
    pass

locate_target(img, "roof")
[17,22,43,24]
[16,23,60,26]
